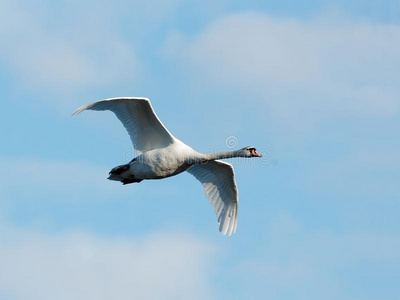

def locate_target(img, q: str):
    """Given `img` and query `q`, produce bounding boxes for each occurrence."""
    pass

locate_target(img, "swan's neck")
[202,150,242,161]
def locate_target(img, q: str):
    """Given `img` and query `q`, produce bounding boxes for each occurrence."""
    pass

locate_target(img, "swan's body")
[119,142,196,180]
[74,97,261,235]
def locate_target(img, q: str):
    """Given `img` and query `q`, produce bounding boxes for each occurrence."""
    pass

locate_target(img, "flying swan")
[74,97,261,235]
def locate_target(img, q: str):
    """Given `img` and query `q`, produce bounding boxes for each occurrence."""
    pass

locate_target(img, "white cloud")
[0,224,215,300]
[307,146,400,198]
[166,12,400,118]
[0,0,141,98]
[235,213,400,299]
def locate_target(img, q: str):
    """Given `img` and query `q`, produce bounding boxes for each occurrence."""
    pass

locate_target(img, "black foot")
[122,179,143,185]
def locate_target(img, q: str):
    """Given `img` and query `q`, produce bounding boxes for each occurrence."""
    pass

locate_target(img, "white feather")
[187,161,238,236]
[73,97,176,155]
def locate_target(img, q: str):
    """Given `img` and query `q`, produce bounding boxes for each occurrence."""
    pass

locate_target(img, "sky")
[1,0,400,299]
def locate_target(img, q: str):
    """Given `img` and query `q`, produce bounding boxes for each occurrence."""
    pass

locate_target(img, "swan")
[73,97,261,235]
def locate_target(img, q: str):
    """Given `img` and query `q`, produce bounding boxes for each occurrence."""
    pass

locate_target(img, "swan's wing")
[73,97,176,154]
[187,160,238,236]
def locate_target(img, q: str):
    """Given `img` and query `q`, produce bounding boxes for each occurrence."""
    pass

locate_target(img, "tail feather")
[108,164,142,184]
[109,164,130,176]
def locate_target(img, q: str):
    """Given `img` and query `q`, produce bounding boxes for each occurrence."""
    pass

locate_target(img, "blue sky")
[1,0,400,299]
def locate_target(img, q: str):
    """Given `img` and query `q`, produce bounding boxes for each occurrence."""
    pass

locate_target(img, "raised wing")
[73,97,176,154]
[187,160,238,236]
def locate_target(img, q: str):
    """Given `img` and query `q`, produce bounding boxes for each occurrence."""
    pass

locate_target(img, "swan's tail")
[108,164,142,184]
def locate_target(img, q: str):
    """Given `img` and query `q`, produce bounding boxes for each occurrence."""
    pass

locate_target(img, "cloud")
[0,0,141,98]
[165,12,400,119]
[0,223,215,300]
[233,213,400,300]
[307,146,400,199]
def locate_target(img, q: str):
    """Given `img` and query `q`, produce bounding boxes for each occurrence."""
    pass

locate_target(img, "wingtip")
[219,218,236,237]
[219,226,235,237]
[72,97,151,118]
[218,205,237,236]
[72,104,91,118]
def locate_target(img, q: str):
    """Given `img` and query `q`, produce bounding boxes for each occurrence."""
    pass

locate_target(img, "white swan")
[74,97,261,235]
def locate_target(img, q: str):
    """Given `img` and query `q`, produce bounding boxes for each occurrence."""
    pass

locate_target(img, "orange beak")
[252,149,262,157]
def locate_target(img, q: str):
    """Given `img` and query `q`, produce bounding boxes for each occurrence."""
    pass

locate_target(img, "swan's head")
[240,146,262,158]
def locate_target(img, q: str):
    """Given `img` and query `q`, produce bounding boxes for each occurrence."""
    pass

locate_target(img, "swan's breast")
[130,143,196,179]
